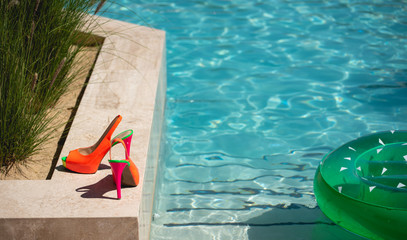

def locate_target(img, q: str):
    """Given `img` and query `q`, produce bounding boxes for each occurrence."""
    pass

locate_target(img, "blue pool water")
[104,0,407,239]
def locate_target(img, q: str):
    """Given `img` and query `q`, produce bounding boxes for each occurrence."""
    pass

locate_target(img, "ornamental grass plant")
[0,0,100,175]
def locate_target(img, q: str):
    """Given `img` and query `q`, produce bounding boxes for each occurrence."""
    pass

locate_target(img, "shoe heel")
[109,161,129,199]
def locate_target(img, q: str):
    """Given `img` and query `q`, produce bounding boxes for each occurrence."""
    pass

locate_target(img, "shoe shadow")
[76,175,118,200]
[55,163,111,173]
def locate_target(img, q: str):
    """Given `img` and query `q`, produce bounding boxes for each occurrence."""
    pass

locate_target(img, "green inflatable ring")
[314,130,407,240]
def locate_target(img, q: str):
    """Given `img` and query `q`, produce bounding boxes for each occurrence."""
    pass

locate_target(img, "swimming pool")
[104,0,407,239]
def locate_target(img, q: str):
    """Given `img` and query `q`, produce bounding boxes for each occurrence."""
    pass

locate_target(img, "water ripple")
[105,0,407,238]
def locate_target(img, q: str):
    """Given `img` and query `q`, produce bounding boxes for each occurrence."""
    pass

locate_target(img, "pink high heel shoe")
[109,138,139,199]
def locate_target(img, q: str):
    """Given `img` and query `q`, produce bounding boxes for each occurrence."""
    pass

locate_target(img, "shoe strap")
[109,138,130,160]
[105,115,122,141]
[89,115,122,154]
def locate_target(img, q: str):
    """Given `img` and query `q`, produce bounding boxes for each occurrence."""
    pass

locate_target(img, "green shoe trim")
[112,129,133,146]
[108,159,130,166]
[61,156,67,168]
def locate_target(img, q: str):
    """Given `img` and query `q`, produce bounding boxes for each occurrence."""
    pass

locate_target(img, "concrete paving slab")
[0,16,165,240]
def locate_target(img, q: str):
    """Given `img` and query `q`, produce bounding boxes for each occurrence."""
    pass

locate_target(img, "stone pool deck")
[0,16,166,240]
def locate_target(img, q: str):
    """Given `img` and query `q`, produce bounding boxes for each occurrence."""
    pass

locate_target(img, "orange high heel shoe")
[109,138,139,199]
[62,115,125,174]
